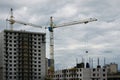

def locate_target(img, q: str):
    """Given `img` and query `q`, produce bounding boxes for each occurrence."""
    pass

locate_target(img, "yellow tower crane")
[7,8,97,79]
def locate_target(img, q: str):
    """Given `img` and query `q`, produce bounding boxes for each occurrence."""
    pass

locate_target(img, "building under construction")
[48,62,107,80]
[0,30,46,80]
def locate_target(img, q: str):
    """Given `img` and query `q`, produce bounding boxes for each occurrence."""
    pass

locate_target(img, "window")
[9,44,12,46]
[9,48,12,51]
[14,68,16,71]
[14,53,16,55]
[9,40,12,42]
[103,69,106,72]
[38,54,41,56]
[38,61,41,63]
[14,49,16,51]
[9,56,12,58]
[9,64,12,66]
[103,74,105,76]
[9,76,12,79]
[14,76,16,79]
[38,50,41,52]
[9,60,12,62]
[93,68,95,72]
[39,77,41,79]
[14,45,16,47]
[38,42,41,44]
[34,38,36,40]
[34,69,37,71]
[10,68,12,70]
[9,72,12,74]
[34,50,36,52]
[14,64,16,67]
[93,74,95,76]
[9,52,12,54]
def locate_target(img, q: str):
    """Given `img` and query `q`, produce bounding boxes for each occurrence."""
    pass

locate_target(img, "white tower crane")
[48,17,97,74]
[6,8,43,30]
[7,8,97,78]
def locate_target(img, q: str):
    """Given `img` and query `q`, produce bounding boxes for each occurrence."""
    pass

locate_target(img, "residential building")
[0,30,46,80]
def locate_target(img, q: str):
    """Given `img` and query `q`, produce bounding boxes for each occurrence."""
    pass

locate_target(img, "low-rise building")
[48,63,107,80]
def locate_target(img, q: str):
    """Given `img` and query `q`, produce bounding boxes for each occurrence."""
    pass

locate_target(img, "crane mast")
[10,8,14,30]
[49,17,54,73]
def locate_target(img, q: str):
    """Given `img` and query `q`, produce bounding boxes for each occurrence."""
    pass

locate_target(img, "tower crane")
[6,8,43,30]
[7,8,97,78]
[48,17,97,74]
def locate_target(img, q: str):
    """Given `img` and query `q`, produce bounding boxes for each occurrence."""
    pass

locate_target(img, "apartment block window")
[14,52,17,55]
[93,74,95,76]
[34,69,37,71]
[38,57,41,60]
[14,76,16,79]
[9,48,12,51]
[93,69,95,72]
[38,38,41,40]
[9,56,12,58]
[38,61,41,63]
[80,69,82,71]
[9,40,12,42]
[10,64,12,66]
[9,52,12,55]
[38,50,41,52]
[103,69,106,72]
[14,45,16,47]
[9,76,12,79]
[14,41,16,43]
[34,42,36,44]
[38,42,41,44]
[34,50,36,52]
[38,53,41,56]
[103,74,106,77]
[10,68,12,70]
[14,37,16,39]
[14,64,16,67]
[9,44,12,47]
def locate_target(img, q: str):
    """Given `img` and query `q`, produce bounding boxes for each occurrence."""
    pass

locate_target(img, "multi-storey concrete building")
[0,30,46,80]
[48,63,107,80]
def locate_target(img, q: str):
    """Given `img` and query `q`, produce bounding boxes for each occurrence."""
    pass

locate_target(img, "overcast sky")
[0,0,120,70]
